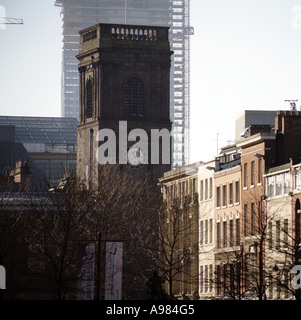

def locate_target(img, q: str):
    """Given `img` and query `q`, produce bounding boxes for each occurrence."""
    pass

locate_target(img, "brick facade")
[160,110,301,299]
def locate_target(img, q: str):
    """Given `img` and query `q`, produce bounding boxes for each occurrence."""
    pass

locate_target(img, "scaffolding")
[55,0,193,167]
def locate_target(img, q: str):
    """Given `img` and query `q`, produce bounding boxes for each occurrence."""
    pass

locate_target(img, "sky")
[1,0,301,164]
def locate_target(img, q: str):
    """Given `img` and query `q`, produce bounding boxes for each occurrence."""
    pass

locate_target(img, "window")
[229,183,233,205]
[200,180,204,201]
[223,221,227,247]
[216,265,221,295]
[181,182,185,203]
[284,172,290,195]
[222,185,227,207]
[205,265,208,292]
[276,220,280,249]
[276,174,283,196]
[229,219,234,247]
[170,185,175,203]
[86,79,93,118]
[230,264,235,295]
[205,179,208,200]
[235,181,240,203]
[245,255,250,290]
[205,220,208,244]
[267,176,274,198]
[244,204,248,237]
[268,221,273,249]
[192,178,196,194]
[209,178,213,199]
[217,222,221,248]
[200,221,204,245]
[209,265,213,292]
[236,218,240,246]
[284,219,288,246]
[124,77,145,118]
[200,266,203,293]
[244,163,248,188]
[251,203,256,235]
[250,252,257,285]
[295,170,301,189]
[258,201,263,231]
[216,186,221,207]
[209,219,213,244]
[251,161,255,186]
[223,264,228,294]
[258,158,263,184]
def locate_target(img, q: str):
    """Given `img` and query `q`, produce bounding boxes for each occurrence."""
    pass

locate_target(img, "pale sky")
[1,0,301,164]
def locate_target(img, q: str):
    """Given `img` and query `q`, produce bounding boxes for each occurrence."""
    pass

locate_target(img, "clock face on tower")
[77,24,172,185]
[127,146,146,167]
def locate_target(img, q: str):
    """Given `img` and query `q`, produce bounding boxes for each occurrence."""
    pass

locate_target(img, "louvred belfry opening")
[124,77,145,118]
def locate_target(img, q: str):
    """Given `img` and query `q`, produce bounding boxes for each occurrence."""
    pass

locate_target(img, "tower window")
[86,79,93,118]
[124,77,145,118]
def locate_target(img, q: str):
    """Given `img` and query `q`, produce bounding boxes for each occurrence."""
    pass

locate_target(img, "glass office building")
[55,0,193,167]
[0,116,77,187]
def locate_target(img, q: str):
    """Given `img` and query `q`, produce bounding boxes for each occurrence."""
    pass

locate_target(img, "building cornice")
[236,133,275,149]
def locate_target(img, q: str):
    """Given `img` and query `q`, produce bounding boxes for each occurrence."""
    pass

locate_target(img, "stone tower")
[76,23,173,187]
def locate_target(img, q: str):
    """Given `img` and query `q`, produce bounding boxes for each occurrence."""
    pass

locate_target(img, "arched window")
[124,77,145,118]
[86,79,93,118]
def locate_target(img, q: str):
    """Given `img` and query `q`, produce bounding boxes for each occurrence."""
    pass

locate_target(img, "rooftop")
[0,116,78,146]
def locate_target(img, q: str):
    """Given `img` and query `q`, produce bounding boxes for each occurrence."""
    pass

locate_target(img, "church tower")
[76,23,172,187]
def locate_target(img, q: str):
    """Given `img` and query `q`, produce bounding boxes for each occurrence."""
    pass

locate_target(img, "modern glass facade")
[55,0,193,167]
[0,116,77,187]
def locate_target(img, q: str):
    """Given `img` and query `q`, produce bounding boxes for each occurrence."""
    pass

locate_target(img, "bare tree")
[221,192,296,300]
[145,194,199,300]
[262,195,301,300]
[23,177,94,299]
[20,164,163,300]
[0,190,30,299]
[212,249,244,300]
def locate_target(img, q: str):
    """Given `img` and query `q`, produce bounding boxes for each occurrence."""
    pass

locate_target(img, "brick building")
[264,161,301,300]
[159,162,200,299]
[214,164,241,298]
[160,110,301,300]
[198,161,215,299]
[236,111,301,297]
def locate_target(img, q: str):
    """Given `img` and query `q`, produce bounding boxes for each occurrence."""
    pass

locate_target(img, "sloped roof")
[0,116,77,145]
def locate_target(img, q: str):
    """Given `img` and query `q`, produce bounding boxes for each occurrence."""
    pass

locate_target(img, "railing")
[111,27,157,41]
